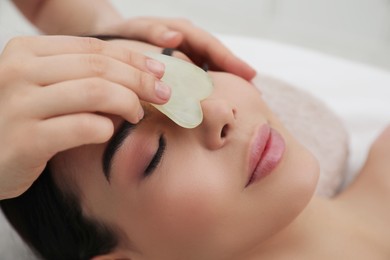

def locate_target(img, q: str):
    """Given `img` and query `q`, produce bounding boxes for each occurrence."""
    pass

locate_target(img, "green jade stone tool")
[146,53,214,128]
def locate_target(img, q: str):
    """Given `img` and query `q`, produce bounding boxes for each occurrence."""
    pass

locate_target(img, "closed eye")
[144,135,166,177]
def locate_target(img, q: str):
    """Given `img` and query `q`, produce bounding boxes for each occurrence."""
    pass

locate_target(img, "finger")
[162,22,256,80]
[117,18,184,47]
[32,78,144,124]
[28,54,171,104]
[38,113,114,155]
[5,35,166,78]
[205,48,257,81]
[179,34,257,80]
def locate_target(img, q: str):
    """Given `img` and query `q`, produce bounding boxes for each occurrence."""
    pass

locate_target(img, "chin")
[284,143,320,214]
[277,120,320,207]
[267,132,320,229]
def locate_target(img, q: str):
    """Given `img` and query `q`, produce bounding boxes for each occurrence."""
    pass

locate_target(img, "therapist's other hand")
[100,17,257,81]
[0,35,169,199]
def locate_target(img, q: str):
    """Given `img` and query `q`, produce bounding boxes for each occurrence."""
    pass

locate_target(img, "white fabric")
[254,75,348,197]
[0,34,10,51]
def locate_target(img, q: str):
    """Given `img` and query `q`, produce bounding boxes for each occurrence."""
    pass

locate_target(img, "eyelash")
[144,135,166,177]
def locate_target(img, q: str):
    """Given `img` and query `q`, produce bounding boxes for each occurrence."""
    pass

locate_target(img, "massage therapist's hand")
[0,35,169,199]
[98,17,257,80]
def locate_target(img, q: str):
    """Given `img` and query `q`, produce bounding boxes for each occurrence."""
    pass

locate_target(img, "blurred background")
[0,0,389,71]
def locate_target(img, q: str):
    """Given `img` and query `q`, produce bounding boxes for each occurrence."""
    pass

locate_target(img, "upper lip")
[246,124,271,187]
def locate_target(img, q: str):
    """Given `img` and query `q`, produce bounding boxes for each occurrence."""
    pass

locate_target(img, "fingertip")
[160,31,183,47]
[94,116,115,143]
[244,66,257,80]
[155,81,171,101]
[238,68,257,81]
[239,59,257,80]
[230,56,257,80]
[124,103,145,124]
[138,107,145,121]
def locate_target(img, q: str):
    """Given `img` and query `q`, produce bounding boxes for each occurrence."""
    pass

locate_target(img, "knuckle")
[86,55,109,76]
[139,72,155,90]
[123,50,137,65]
[5,60,22,73]
[119,91,141,123]
[83,37,105,53]
[3,36,37,57]
[4,36,29,50]
[0,55,28,79]
[1,88,34,122]
[0,61,21,82]
[17,125,43,157]
[77,115,113,143]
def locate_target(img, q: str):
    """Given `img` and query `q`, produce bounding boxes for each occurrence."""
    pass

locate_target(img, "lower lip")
[247,126,286,186]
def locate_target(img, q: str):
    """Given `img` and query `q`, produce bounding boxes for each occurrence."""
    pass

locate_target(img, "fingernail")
[138,107,144,121]
[155,81,171,100]
[146,59,165,77]
[162,31,180,41]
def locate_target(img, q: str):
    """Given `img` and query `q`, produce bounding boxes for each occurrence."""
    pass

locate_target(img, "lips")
[246,124,286,187]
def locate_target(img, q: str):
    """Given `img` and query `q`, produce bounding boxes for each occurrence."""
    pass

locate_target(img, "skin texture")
[50,40,320,260]
[0,1,255,199]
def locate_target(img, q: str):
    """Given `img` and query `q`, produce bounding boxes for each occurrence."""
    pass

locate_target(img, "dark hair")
[0,165,118,260]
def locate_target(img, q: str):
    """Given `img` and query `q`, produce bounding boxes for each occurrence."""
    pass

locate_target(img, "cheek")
[135,156,232,252]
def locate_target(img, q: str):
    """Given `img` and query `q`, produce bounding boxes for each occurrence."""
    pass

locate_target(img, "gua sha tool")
[145,52,214,128]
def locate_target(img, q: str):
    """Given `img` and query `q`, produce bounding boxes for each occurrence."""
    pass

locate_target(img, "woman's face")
[51,40,319,260]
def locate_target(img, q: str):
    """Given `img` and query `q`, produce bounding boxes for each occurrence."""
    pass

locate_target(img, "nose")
[199,99,236,150]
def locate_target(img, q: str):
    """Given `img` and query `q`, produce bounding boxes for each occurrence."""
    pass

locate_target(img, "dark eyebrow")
[102,121,137,182]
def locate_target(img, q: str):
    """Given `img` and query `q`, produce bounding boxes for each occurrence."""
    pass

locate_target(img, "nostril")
[221,124,229,138]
